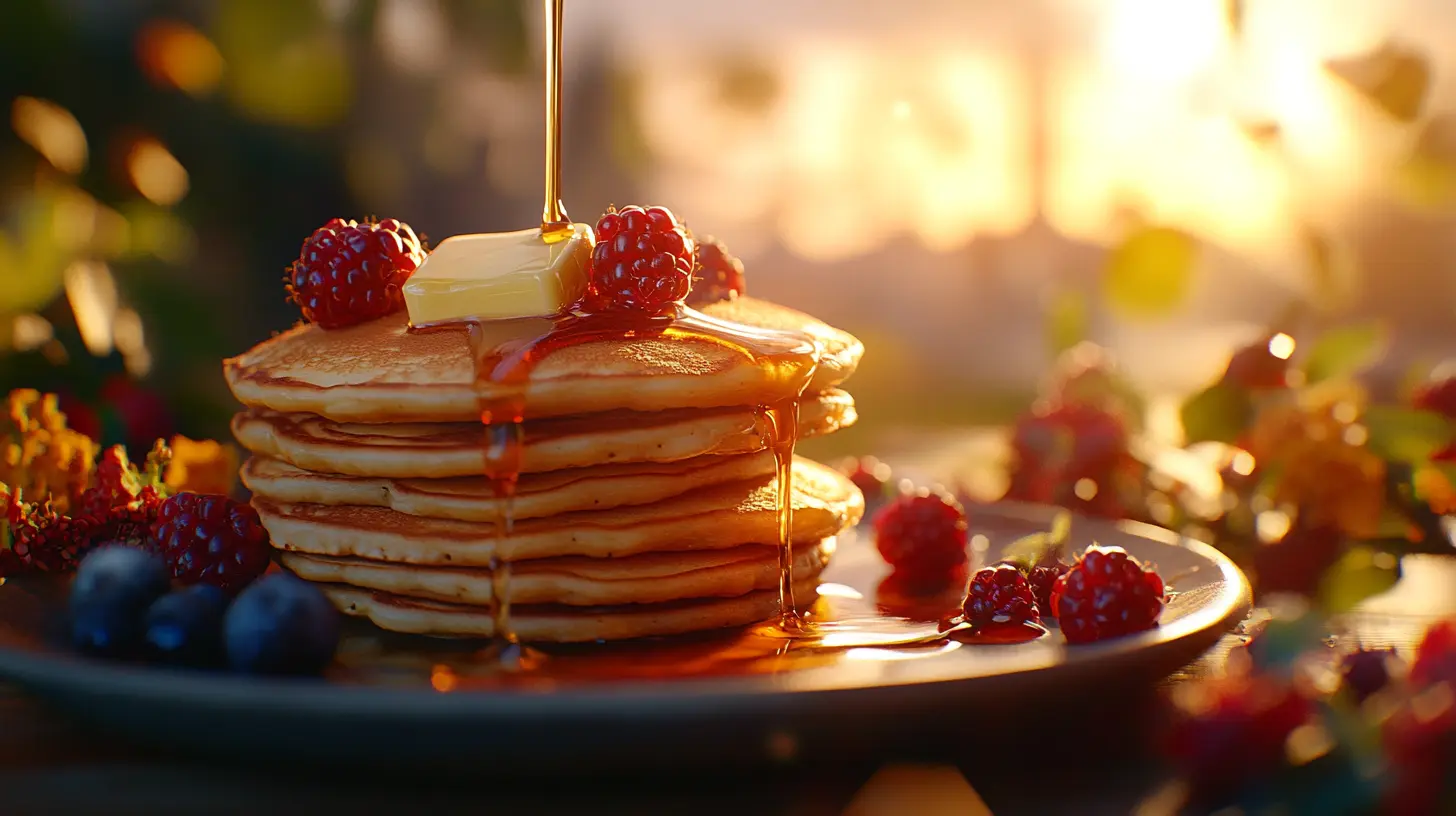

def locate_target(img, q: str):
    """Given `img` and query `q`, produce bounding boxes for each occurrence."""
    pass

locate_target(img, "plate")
[0,503,1248,773]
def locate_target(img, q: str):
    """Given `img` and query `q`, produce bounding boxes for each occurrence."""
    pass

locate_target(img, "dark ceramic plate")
[0,503,1248,773]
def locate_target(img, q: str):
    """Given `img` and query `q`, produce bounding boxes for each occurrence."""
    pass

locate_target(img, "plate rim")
[0,502,1250,717]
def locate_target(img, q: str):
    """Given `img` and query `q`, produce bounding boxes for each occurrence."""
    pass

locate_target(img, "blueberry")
[223,574,340,676]
[144,584,229,667]
[69,545,172,658]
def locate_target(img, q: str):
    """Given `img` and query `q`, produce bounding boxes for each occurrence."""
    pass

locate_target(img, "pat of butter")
[403,224,593,325]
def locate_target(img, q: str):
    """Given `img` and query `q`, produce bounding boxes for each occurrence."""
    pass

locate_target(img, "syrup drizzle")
[395,0,1050,671]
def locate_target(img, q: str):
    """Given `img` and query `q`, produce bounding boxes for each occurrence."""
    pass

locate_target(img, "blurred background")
[1,0,1453,461]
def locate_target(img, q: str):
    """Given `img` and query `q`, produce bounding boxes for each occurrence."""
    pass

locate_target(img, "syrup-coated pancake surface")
[281,538,833,608]
[223,297,863,423]
[241,453,778,522]
[320,581,821,641]
[231,390,855,479]
[255,457,863,564]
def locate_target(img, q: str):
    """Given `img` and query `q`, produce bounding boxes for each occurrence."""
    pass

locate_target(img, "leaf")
[1325,42,1431,122]
[1045,290,1088,358]
[1102,227,1197,319]
[1319,546,1399,614]
[1301,322,1389,385]
[1001,510,1074,569]
[1180,383,1253,445]
[1363,406,1456,463]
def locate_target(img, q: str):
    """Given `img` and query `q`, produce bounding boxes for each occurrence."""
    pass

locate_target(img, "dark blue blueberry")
[68,545,171,658]
[144,584,229,667]
[223,574,340,676]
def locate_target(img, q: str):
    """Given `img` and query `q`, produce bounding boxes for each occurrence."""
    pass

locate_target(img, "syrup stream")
[540,0,569,234]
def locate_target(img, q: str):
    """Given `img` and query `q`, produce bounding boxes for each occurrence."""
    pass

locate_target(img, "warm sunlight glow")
[1268,332,1296,360]
[11,97,87,175]
[128,138,190,206]
[63,261,118,357]
[137,20,224,95]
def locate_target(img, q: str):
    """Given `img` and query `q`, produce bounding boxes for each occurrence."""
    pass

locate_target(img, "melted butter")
[402,224,593,325]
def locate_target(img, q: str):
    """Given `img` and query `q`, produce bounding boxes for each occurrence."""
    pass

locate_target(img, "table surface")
[2,555,1449,816]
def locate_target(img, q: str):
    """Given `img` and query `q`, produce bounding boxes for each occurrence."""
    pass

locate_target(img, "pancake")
[232,389,855,479]
[223,297,863,424]
[281,538,833,607]
[255,457,863,564]
[241,452,777,522]
[320,582,820,641]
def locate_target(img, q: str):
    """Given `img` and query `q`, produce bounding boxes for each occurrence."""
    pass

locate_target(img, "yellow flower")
[164,435,238,496]
[0,389,97,513]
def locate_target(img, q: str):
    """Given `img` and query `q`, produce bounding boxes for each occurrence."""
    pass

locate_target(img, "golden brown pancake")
[280,538,833,607]
[320,581,821,641]
[241,453,778,522]
[231,390,855,479]
[255,457,863,564]
[223,297,863,423]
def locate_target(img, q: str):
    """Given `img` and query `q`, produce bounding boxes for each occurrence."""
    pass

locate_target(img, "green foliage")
[1000,511,1073,570]
[1101,226,1197,319]
[1319,547,1399,614]
[1180,383,1253,445]
[1301,322,1388,385]
[1363,406,1455,464]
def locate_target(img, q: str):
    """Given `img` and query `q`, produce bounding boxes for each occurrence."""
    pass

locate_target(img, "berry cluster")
[686,236,747,307]
[69,546,339,675]
[287,217,427,330]
[873,492,1165,643]
[586,206,695,315]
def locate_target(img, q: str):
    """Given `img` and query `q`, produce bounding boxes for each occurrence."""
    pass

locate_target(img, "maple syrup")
[397,0,1051,675]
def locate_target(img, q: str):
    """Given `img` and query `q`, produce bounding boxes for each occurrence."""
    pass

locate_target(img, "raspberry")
[963,564,1040,626]
[873,493,969,578]
[586,206,694,314]
[1250,525,1343,598]
[1166,676,1315,804]
[1028,559,1070,616]
[876,565,970,622]
[287,217,426,330]
[1411,619,1456,688]
[685,236,745,307]
[1413,377,1456,418]
[1381,693,1456,814]
[1339,646,1398,703]
[153,493,271,593]
[1052,545,1165,644]
[1221,339,1290,390]
[839,456,891,509]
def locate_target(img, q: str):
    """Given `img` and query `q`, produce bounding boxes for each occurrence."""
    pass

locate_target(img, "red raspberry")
[1028,559,1070,617]
[873,493,968,578]
[685,236,746,307]
[1221,339,1290,390]
[1413,377,1456,418]
[1052,545,1165,644]
[1411,619,1456,688]
[839,456,891,508]
[1166,676,1315,803]
[1381,695,1456,814]
[1251,525,1343,598]
[964,564,1040,626]
[287,217,426,330]
[587,205,694,314]
[153,493,271,593]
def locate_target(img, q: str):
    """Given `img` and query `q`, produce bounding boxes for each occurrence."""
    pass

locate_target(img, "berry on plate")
[153,493,271,594]
[586,205,694,314]
[144,584,229,667]
[685,236,745,307]
[839,456,891,511]
[963,564,1040,627]
[1051,544,1165,644]
[873,493,969,579]
[1027,559,1070,618]
[69,545,171,657]
[223,574,341,676]
[1338,646,1399,704]
[287,217,427,330]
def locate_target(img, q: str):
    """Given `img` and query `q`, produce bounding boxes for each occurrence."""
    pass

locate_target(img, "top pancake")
[223,297,863,423]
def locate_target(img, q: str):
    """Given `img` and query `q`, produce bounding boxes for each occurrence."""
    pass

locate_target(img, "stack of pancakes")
[222,296,866,642]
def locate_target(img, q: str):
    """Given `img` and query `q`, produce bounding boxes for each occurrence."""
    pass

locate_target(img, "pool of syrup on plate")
[393,0,1047,679]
